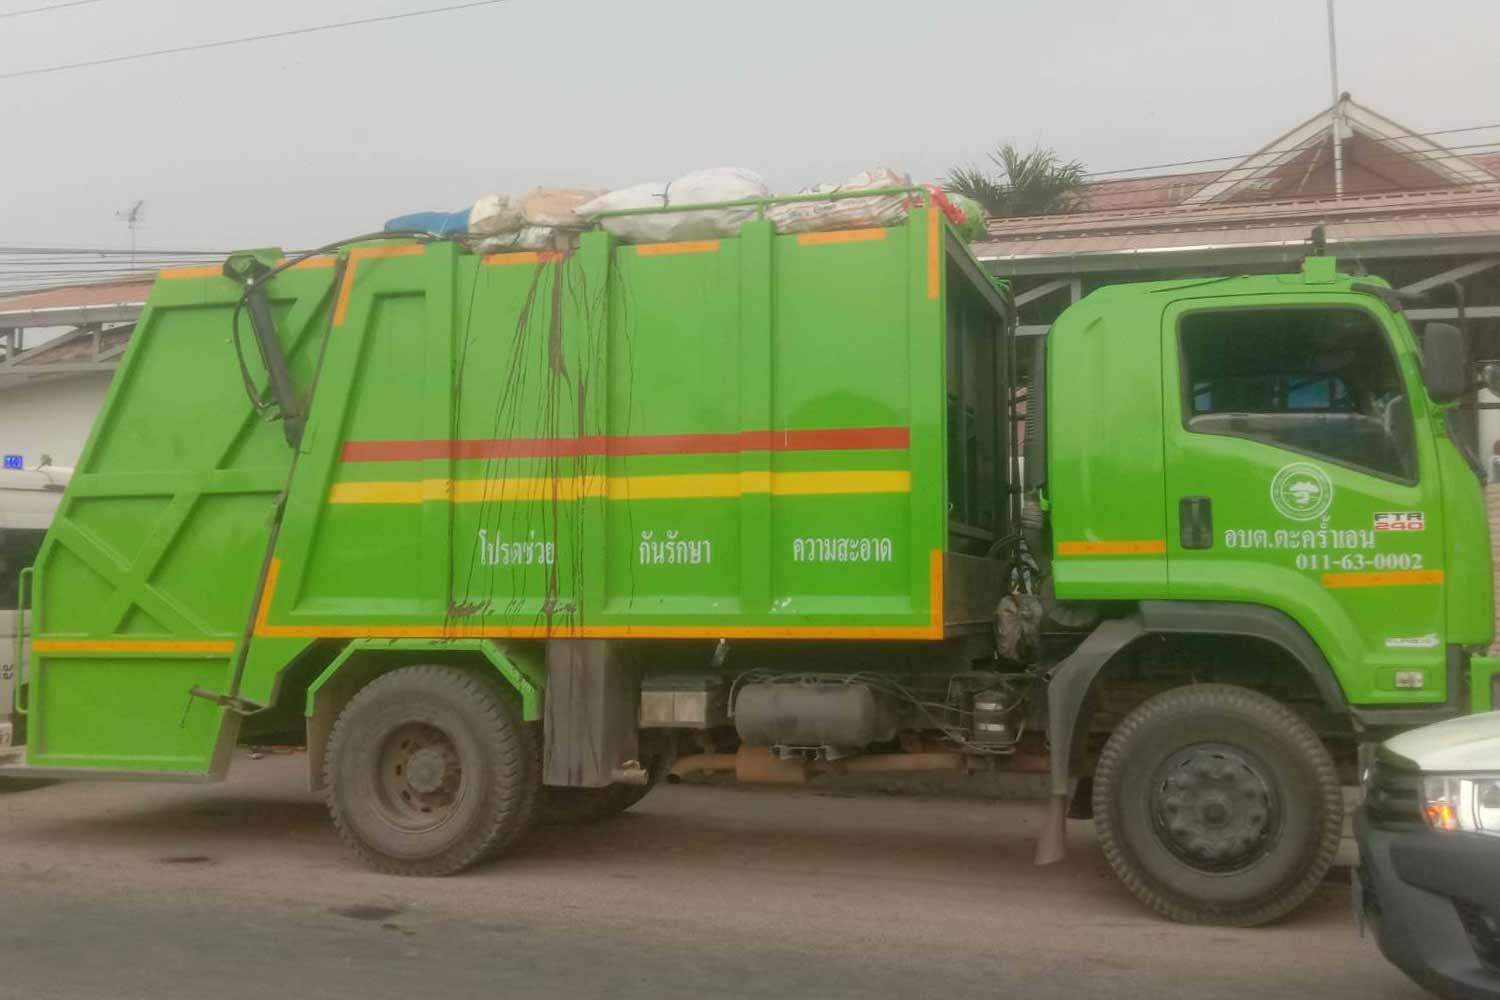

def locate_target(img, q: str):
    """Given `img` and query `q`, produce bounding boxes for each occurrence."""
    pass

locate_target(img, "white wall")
[0,372,113,471]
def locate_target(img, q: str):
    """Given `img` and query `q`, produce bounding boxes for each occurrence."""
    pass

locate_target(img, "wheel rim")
[373,722,464,833]
[1148,742,1282,874]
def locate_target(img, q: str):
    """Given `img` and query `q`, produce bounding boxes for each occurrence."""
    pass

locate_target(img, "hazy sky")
[3,0,1497,255]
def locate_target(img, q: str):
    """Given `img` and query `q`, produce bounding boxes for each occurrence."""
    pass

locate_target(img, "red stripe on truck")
[339,427,911,463]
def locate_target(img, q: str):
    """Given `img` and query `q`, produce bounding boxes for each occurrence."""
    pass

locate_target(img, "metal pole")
[1326,0,1344,198]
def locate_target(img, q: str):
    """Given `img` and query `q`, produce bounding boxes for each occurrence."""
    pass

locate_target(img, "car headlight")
[1423,776,1500,836]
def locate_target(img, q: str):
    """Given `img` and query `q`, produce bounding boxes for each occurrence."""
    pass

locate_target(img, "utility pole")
[116,199,145,267]
[1326,0,1344,198]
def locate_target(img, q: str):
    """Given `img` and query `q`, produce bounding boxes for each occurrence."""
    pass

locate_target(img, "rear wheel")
[323,664,538,876]
[485,720,543,858]
[1091,683,1342,926]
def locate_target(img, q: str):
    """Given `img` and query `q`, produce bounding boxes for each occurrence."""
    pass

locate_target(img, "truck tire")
[489,721,543,852]
[540,757,661,825]
[323,665,538,876]
[1091,684,1342,926]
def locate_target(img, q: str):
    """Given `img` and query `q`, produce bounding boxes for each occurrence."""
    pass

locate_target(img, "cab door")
[1161,298,1448,709]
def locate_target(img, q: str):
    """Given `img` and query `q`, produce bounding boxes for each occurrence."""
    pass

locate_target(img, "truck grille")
[1456,901,1500,974]
[1365,759,1423,823]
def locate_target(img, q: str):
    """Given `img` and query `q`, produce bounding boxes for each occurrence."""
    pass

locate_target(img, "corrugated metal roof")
[0,276,153,326]
[1079,171,1218,212]
[975,184,1500,269]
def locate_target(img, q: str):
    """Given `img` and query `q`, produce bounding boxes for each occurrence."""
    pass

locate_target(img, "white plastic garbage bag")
[468,193,526,237]
[519,188,600,228]
[468,188,599,240]
[766,168,912,234]
[576,168,769,243]
[475,227,568,253]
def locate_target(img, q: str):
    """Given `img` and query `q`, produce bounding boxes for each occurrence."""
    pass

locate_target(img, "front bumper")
[1356,810,1500,999]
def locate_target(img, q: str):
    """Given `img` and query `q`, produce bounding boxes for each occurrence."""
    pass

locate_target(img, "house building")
[974,95,1500,454]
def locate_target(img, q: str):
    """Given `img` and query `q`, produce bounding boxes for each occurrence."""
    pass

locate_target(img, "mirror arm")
[1452,279,1468,335]
[1351,282,1426,311]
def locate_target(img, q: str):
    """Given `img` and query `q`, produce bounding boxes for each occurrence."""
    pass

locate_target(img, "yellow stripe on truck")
[327,470,912,505]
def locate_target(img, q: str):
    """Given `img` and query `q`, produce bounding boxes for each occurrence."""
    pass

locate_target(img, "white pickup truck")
[0,465,71,752]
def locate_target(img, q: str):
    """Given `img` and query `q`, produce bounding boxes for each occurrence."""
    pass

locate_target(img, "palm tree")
[947,143,1088,218]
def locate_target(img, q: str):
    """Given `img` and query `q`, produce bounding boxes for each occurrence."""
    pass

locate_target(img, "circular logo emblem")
[1270,462,1333,521]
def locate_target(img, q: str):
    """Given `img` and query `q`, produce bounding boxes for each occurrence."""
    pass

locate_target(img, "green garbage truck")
[5,191,1499,926]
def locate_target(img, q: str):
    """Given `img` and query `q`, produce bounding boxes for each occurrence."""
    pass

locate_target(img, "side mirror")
[1421,322,1469,404]
[1484,363,1500,399]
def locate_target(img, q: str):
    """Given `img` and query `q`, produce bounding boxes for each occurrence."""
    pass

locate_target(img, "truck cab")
[1042,258,1495,723]
[1027,256,1499,925]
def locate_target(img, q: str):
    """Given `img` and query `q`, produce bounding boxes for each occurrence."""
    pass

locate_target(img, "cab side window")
[1180,307,1416,481]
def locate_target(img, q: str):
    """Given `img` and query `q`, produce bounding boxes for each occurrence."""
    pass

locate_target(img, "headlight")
[1422,776,1500,836]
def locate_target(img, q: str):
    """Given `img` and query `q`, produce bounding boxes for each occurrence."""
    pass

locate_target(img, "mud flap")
[543,640,641,789]
[1035,615,1145,865]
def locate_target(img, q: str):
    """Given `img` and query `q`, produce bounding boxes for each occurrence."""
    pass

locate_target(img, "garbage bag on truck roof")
[476,226,568,253]
[385,188,598,242]
[575,168,769,243]
[472,188,600,252]
[384,207,471,236]
[944,191,989,241]
[518,187,599,229]
[765,167,911,234]
[467,193,527,236]
[472,189,602,236]
[384,197,522,239]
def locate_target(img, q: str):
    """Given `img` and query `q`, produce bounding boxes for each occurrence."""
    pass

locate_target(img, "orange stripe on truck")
[159,256,336,280]
[483,251,564,266]
[634,240,720,257]
[31,639,235,655]
[1056,539,1167,556]
[333,244,425,327]
[1321,569,1445,589]
[158,265,223,279]
[249,553,945,642]
[926,207,940,300]
[798,228,887,246]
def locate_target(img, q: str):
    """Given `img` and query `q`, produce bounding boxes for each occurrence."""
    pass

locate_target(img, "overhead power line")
[0,0,104,20]
[0,0,510,81]
[0,244,232,255]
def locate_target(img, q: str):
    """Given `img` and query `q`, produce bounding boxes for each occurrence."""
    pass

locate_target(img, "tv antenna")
[116,199,145,265]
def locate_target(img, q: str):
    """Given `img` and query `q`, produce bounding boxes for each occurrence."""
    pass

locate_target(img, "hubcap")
[1149,743,1281,874]
[375,722,463,832]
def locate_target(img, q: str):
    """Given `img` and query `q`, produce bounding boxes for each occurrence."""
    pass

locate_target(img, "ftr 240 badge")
[1374,512,1425,532]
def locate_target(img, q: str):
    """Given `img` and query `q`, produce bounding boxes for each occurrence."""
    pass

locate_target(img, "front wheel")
[1091,684,1342,926]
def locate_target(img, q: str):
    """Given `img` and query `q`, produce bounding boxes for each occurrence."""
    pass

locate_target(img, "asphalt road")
[0,753,1425,1000]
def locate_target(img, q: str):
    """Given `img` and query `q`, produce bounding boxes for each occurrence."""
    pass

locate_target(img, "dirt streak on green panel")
[249,213,962,652]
